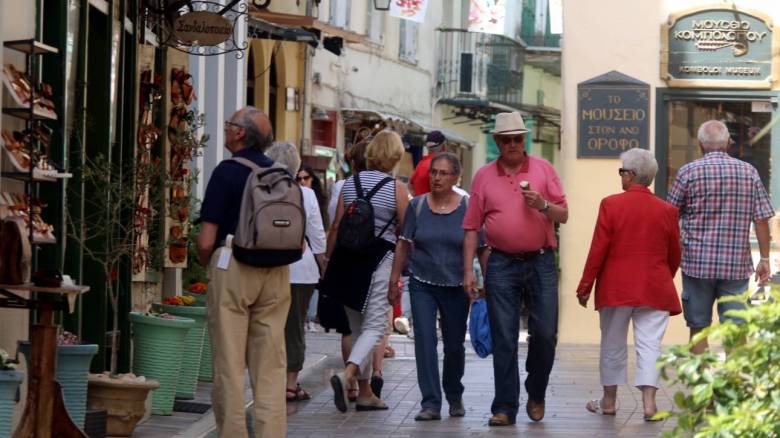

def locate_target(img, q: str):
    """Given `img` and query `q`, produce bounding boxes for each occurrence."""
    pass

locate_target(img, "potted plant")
[18,331,97,429]
[0,349,23,437]
[67,154,163,435]
[128,311,194,415]
[155,296,206,400]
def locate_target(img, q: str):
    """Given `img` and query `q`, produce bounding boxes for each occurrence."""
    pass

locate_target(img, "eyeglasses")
[296,175,312,182]
[224,121,245,130]
[429,169,454,178]
[618,168,635,176]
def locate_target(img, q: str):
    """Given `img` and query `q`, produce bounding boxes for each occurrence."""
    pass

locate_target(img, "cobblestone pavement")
[281,332,677,437]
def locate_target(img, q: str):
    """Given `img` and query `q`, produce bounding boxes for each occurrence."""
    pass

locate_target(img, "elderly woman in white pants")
[575,148,682,421]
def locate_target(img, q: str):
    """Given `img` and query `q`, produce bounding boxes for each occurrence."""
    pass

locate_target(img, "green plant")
[658,288,780,437]
[0,349,17,371]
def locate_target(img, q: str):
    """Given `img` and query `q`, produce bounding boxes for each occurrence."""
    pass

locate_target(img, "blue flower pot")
[0,370,23,437]
[19,342,98,429]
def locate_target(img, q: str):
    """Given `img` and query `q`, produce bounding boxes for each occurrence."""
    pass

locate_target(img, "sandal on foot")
[347,388,359,402]
[355,395,388,411]
[585,399,617,415]
[384,345,395,358]
[644,412,662,422]
[285,384,311,402]
[330,372,348,413]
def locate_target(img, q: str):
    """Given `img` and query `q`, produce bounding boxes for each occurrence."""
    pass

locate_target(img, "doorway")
[655,89,780,206]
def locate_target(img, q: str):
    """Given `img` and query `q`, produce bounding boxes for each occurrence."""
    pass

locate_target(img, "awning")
[247,16,319,46]
[340,108,424,133]
[249,10,367,45]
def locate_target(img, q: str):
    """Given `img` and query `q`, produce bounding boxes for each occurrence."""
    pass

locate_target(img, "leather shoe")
[526,399,545,422]
[488,413,515,426]
[355,394,389,411]
[414,409,441,421]
[449,399,465,417]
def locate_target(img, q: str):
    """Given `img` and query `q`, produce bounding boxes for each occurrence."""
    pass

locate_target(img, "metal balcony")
[435,29,525,110]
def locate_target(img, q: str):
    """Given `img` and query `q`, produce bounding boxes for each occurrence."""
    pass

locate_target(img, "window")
[366,0,384,43]
[398,19,418,63]
[330,0,350,29]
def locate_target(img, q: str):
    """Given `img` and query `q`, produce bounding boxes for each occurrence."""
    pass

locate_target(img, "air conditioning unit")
[459,52,473,93]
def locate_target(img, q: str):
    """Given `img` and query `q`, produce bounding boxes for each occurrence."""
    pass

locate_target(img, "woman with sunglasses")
[576,148,681,421]
[297,164,329,228]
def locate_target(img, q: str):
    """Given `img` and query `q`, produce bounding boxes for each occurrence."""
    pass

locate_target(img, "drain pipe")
[298,0,313,156]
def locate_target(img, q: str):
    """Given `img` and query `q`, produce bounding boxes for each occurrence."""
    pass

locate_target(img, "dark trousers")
[285,283,315,372]
[409,277,470,411]
[484,250,558,419]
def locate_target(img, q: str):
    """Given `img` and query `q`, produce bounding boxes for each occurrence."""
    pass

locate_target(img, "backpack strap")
[230,156,262,171]
[363,176,394,201]
[414,194,428,220]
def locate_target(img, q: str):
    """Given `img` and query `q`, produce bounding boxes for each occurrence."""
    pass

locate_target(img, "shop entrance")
[655,89,780,206]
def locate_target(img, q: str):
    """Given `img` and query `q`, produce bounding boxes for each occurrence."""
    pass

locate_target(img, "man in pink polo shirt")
[463,112,568,427]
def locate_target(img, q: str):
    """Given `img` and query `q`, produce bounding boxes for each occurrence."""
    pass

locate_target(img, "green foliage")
[0,349,17,370]
[658,288,780,437]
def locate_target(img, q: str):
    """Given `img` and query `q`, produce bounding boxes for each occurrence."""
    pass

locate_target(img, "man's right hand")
[755,259,770,286]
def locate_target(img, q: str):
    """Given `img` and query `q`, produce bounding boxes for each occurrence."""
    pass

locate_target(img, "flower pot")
[19,342,98,429]
[0,370,23,438]
[199,328,213,382]
[183,291,207,306]
[128,312,194,415]
[157,304,206,399]
[168,242,187,263]
[87,374,159,437]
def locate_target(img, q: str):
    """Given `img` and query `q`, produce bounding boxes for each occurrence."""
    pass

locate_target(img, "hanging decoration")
[389,0,428,23]
[468,0,507,35]
[142,0,249,58]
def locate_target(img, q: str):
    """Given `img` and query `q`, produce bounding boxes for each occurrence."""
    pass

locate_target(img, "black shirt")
[199,147,275,244]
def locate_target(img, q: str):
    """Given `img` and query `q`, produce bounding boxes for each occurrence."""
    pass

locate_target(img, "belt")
[491,247,548,261]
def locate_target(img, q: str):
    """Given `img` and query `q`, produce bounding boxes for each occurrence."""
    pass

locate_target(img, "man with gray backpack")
[197,107,304,438]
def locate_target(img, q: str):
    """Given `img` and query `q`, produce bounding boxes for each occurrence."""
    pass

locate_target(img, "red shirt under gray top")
[667,151,774,280]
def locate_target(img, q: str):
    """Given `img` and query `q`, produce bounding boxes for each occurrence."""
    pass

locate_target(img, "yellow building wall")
[250,40,305,146]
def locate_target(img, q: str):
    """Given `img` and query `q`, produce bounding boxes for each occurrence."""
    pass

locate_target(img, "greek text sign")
[173,11,233,46]
[578,71,650,158]
[662,6,776,88]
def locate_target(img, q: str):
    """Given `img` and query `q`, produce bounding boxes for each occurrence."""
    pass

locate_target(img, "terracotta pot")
[177,204,189,222]
[86,374,160,436]
[169,241,187,263]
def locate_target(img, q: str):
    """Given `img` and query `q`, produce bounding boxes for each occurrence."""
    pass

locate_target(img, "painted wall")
[559,0,780,344]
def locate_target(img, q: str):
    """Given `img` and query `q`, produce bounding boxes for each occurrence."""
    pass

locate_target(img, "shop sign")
[173,11,234,46]
[578,71,650,158]
[661,6,778,88]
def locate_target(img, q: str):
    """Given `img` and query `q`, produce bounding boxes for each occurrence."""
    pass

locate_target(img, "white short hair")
[620,148,657,186]
[697,120,730,151]
[265,141,301,173]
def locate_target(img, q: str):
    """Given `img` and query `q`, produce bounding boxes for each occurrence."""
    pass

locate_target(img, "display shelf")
[3,39,59,55]
[2,107,57,120]
[1,170,73,182]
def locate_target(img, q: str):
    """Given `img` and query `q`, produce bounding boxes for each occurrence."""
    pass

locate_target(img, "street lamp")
[374,0,391,11]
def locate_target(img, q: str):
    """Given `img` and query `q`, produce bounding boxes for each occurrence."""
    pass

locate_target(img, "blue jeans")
[681,274,748,328]
[410,277,470,411]
[485,250,558,419]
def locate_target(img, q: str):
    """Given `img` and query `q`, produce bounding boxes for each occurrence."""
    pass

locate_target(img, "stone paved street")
[282,332,677,437]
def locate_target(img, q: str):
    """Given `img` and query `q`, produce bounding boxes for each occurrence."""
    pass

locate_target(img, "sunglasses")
[618,168,635,176]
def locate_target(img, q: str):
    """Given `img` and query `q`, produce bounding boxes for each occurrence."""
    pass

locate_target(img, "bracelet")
[760,257,770,262]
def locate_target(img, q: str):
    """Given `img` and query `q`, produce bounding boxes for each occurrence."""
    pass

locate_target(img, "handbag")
[319,237,394,312]
[469,298,493,358]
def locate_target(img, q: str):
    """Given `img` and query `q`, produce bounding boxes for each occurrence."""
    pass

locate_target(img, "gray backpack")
[230,157,305,267]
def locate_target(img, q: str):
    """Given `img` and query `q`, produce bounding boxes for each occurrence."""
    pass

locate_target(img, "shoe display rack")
[1,39,71,246]
[0,38,89,438]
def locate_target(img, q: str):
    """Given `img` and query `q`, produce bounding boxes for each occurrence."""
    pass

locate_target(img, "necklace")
[429,193,456,211]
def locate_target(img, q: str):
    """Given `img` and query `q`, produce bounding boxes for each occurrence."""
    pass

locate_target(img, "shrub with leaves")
[658,288,780,437]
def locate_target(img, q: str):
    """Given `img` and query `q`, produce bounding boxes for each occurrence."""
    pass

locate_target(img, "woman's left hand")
[387,280,401,305]
[577,293,589,308]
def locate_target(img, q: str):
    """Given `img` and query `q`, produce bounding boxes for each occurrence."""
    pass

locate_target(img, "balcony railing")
[436,29,525,109]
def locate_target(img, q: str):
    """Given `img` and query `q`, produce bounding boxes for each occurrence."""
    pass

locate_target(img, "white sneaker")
[394,317,410,334]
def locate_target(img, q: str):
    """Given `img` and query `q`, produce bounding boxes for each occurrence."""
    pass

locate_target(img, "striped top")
[341,170,397,243]
[667,151,774,279]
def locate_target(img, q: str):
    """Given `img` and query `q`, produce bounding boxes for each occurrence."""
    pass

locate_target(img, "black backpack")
[336,172,395,251]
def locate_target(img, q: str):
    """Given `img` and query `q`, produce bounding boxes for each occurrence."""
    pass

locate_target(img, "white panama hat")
[492,111,529,136]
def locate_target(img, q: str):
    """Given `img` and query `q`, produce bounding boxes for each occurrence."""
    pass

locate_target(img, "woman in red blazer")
[576,148,681,421]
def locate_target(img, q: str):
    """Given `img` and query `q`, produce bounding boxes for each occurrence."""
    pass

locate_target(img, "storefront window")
[667,100,771,192]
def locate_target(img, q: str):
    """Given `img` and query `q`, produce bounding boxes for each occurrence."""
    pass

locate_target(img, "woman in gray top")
[388,152,486,421]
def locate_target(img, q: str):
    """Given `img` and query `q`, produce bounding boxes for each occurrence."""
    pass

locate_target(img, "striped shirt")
[667,151,774,279]
[341,170,397,243]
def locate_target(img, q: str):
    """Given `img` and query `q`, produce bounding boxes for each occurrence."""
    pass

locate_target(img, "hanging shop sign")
[143,0,248,58]
[661,5,779,88]
[577,71,650,158]
[173,11,234,46]
[390,0,429,24]
[468,0,507,35]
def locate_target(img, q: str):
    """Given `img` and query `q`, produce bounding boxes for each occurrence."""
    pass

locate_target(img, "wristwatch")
[539,200,550,213]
